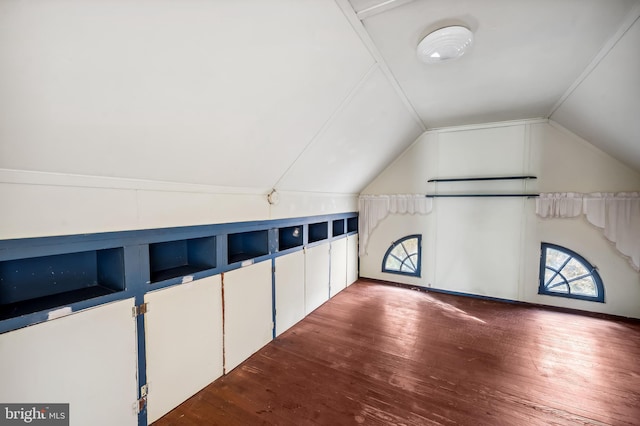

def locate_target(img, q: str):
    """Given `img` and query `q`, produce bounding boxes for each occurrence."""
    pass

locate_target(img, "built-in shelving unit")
[0,248,125,320]
[227,230,269,264]
[278,225,304,251]
[0,212,357,331]
[426,175,539,198]
[308,221,328,243]
[149,236,216,283]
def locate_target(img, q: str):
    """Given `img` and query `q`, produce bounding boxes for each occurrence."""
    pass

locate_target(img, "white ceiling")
[0,0,422,194]
[0,0,638,196]
[348,0,640,171]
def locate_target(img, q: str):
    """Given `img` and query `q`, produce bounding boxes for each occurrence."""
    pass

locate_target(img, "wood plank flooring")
[153,279,640,425]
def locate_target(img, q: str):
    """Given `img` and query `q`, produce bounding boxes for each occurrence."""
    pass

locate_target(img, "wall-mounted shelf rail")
[426,175,538,198]
[428,175,537,182]
[425,193,539,198]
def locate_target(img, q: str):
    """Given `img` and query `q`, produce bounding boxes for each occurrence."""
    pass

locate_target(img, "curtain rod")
[428,176,537,182]
[425,193,539,198]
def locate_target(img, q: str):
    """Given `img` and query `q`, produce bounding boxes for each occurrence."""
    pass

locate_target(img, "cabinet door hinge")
[134,384,148,414]
[134,396,147,414]
[132,303,148,317]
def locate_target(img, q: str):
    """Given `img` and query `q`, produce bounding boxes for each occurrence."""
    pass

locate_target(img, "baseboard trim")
[358,277,640,324]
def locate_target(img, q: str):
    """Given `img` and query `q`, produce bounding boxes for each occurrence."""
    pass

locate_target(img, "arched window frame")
[382,234,422,277]
[539,243,605,303]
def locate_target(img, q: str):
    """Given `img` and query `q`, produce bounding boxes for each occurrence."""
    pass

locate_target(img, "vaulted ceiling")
[348,0,640,172]
[0,0,638,195]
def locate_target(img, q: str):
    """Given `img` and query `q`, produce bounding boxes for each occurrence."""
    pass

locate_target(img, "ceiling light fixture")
[417,25,474,64]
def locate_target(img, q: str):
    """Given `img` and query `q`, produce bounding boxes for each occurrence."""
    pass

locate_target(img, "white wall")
[361,120,640,318]
[0,169,357,239]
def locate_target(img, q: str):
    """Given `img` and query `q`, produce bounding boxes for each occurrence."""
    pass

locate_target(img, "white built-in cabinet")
[223,260,273,373]
[144,275,224,423]
[0,299,139,426]
[304,243,331,314]
[0,231,358,426]
[330,238,348,297]
[275,250,305,337]
[347,234,359,286]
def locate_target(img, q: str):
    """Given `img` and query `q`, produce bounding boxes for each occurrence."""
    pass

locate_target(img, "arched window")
[539,243,604,302]
[382,235,421,277]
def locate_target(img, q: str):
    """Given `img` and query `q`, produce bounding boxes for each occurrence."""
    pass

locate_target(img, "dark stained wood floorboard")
[153,279,640,425]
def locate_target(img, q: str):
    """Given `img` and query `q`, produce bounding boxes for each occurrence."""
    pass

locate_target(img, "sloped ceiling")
[0,0,638,197]
[348,0,640,172]
[550,15,640,172]
[0,0,424,194]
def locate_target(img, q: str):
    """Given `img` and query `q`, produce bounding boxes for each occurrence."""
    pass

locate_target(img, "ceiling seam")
[334,0,427,131]
[547,4,640,118]
[355,0,418,20]
[271,62,380,191]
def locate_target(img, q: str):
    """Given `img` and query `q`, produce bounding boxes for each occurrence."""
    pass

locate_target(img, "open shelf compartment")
[347,217,358,233]
[332,219,345,237]
[278,225,304,251]
[149,236,216,283]
[308,222,328,243]
[227,230,269,264]
[0,248,125,320]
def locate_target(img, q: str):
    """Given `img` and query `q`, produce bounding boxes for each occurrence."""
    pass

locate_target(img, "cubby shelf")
[149,237,216,283]
[227,230,269,264]
[0,248,125,320]
[332,219,345,237]
[308,222,328,243]
[347,217,358,233]
[278,225,304,251]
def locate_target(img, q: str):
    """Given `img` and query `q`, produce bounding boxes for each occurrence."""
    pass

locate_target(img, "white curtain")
[536,192,640,272]
[583,192,640,272]
[358,194,433,256]
[535,192,583,218]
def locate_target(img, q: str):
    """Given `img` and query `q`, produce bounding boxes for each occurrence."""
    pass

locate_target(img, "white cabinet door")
[223,260,273,373]
[275,251,305,337]
[304,243,330,314]
[145,276,223,423]
[347,234,359,286]
[0,299,138,426]
[330,238,348,298]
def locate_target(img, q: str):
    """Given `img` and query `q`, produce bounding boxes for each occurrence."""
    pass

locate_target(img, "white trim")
[272,62,379,189]
[425,118,548,134]
[548,4,640,117]
[334,0,426,131]
[355,0,418,20]
[0,168,269,195]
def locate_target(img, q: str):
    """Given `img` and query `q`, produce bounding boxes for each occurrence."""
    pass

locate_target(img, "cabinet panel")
[347,234,359,286]
[223,260,272,373]
[0,299,138,426]
[330,238,348,298]
[145,276,223,423]
[305,243,330,314]
[275,251,305,336]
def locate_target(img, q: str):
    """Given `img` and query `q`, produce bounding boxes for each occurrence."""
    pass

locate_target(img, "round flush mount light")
[417,25,474,64]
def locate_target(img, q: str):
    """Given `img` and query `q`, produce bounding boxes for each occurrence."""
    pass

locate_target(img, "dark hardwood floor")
[153,279,640,425]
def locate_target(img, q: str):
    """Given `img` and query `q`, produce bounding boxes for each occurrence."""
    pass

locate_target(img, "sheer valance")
[536,192,640,272]
[358,195,433,255]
